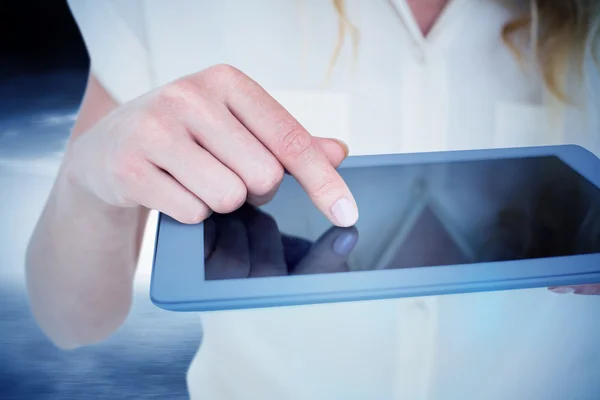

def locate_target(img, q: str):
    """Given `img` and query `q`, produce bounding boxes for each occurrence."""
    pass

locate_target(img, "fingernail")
[549,287,576,294]
[333,230,358,256]
[331,197,359,227]
[332,139,350,158]
[575,285,600,295]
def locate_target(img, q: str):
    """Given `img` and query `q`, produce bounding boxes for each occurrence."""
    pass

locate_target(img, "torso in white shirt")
[67,0,600,398]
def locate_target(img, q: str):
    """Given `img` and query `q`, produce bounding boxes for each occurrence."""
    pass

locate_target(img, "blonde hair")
[330,0,600,101]
[327,0,360,82]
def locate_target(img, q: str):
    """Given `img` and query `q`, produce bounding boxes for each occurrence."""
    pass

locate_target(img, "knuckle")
[248,163,284,196]
[311,175,338,200]
[138,113,164,137]
[207,63,242,80]
[213,183,247,213]
[154,80,197,110]
[110,154,148,205]
[171,78,198,98]
[154,85,180,105]
[277,124,313,160]
[136,112,179,150]
[203,64,247,97]
[113,153,146,187]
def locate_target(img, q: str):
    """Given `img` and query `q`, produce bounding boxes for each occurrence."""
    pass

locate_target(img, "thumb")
[315,137,349,168]
[283,137,348,175]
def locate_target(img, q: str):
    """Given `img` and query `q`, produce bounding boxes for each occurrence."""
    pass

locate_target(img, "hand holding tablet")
[549,284,600,295]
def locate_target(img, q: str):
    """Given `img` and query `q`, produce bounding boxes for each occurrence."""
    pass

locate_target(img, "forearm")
[25,163,147,349]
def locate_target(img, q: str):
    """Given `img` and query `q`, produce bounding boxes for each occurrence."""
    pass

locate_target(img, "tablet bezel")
[150,145,600,311]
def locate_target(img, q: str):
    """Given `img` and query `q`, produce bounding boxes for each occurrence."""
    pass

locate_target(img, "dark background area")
[0,0,88,128]
[0,0,88,79]
[0,2,200,398]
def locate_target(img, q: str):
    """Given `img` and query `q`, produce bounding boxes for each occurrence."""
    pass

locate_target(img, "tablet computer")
[150,145,600,312]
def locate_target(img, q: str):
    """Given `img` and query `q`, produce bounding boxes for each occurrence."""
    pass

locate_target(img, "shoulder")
[67,0,152,104]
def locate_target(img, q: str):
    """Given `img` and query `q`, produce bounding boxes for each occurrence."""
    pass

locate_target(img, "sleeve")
[67,0,153,104]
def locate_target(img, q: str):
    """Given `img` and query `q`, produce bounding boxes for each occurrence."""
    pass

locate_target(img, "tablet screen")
[204,155,600,280]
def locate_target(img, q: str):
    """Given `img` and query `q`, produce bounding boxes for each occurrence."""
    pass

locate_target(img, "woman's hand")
[65,64,359,227]
[549,284,600,295]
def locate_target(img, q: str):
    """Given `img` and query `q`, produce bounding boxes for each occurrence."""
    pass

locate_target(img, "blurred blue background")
[0,1,200,398]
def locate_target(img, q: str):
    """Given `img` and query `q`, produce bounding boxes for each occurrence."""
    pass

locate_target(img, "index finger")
[293,226,358,275]
[217,67,359,227]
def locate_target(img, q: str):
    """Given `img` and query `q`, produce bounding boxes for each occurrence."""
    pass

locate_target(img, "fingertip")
[180,207,212,225]
[549,285,600,295]
[330,196,359,227]
[574,285,600,295]
[246,188,278,206]
[549,286,575,294]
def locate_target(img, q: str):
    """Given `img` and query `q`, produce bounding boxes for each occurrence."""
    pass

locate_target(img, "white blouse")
[67,0,600,399]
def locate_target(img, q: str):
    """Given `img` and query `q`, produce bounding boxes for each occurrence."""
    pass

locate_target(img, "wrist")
[57,150,141,223]
[47,165,143,258]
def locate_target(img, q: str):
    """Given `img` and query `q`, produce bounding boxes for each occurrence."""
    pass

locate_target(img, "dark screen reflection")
[205,156,600,280]
[204,205,358,280]
[476,156,600,262]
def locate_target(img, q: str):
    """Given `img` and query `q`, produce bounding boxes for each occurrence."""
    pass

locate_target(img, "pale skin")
[25,0,596,350]
[25,65,360,349]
